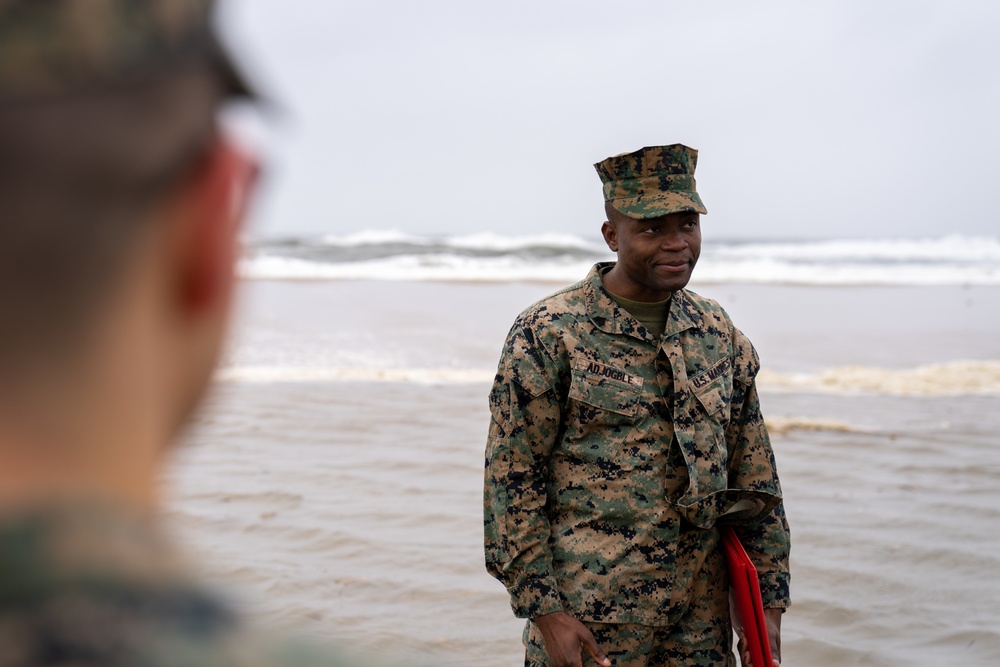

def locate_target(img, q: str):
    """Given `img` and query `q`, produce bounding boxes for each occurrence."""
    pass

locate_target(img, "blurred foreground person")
[0,2,383,665]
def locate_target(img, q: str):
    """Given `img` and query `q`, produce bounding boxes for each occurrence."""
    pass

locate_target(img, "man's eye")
[643,227,661,234]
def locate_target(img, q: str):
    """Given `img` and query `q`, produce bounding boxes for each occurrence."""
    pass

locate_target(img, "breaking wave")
[240,232,1000,286]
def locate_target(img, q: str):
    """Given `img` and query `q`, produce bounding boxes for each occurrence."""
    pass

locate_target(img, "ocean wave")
[317,230,604,252]
[319,229,436,247]
[444,232,599,252]
[693,258,999,286]
[238,254,599,283]
[757,360,1000,396]
[239,256,362,281]
[239,254,1000,286]
[763,417,867,435]
[710,235,1000,263]
[242,232,1000,286]
[218,360,1000,396]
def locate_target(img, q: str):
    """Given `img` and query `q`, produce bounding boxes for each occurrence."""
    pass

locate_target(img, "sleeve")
[483,321,567,619]
[726,327,792,610]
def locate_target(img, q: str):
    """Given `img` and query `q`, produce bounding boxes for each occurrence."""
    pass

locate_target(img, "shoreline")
[226,280,1000,376]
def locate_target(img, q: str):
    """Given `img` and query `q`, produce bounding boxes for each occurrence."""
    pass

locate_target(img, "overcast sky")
[220,0,999,241]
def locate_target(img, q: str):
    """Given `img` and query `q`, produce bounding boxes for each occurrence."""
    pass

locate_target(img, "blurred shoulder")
[0,509,386,667]
[0,581,386,667]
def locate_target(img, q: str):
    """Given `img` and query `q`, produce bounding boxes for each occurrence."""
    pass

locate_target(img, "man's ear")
[601,220,618,253]
[169,138,245,317]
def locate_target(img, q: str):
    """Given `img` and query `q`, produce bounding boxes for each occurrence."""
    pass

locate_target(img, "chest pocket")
[562,361,643,462]
[690,358,733,446]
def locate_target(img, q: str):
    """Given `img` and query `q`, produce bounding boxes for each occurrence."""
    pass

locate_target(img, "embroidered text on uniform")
[691,358,732,389]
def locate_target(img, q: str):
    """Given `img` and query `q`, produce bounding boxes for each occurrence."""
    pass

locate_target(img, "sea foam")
[218,360,1000,396]
[241,232,1000,286]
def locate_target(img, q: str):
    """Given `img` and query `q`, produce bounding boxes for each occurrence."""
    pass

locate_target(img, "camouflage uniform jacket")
[484,263,790,625]
[0,506,368,667]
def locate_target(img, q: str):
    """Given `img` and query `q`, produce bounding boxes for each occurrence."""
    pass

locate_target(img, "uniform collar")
[663,286,703,338]
[584,262,702,341]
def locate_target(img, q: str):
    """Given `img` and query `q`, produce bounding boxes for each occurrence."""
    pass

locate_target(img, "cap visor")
[608,191,707,219]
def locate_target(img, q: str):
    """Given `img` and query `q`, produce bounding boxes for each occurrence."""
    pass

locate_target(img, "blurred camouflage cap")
[594,144,707,219]
[0,0,252,104]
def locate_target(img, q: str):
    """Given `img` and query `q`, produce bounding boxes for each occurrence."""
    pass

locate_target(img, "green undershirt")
[607,292,671,337]
[600,266,672,336]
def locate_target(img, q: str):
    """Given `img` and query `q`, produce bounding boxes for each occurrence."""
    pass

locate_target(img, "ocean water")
[240,231,1000,286]
[171,273,1000,665]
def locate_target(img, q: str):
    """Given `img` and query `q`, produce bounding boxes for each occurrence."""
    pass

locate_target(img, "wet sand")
[169,279,1000,666]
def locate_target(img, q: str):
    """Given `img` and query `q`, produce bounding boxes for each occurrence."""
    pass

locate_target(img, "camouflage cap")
[0,0,252,104]
[594,144,708,219]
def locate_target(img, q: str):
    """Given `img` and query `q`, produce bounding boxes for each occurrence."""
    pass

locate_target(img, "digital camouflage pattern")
[0,0,249,103]
[524,564,735,667]
[594,144,708,219]
[484,263,790,627]
[0,508,373,667]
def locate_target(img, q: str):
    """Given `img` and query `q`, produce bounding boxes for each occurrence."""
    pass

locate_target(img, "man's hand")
[736,607,781,667]
[532,611,611,667]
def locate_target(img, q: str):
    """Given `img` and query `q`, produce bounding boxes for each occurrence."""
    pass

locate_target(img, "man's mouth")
[654,259,690,272]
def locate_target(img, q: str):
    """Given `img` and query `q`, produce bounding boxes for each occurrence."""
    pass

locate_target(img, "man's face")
[601,207,702,301]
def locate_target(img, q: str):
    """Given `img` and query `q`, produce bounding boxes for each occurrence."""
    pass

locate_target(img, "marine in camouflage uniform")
[484,145,790,666]
[0,3,390,666]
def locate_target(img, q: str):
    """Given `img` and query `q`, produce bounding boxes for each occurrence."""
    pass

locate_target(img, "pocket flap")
[694,383,726,415]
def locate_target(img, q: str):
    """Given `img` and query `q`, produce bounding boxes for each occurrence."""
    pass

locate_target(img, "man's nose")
[659,229,687,250]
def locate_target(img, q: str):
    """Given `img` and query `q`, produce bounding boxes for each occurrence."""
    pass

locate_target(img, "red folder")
[721,526,774,667]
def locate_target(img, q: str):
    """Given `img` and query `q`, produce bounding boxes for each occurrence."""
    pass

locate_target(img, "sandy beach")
[169,278,1000,666]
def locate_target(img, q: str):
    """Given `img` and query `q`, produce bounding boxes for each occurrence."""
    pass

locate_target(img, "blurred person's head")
[0,0,255,510]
